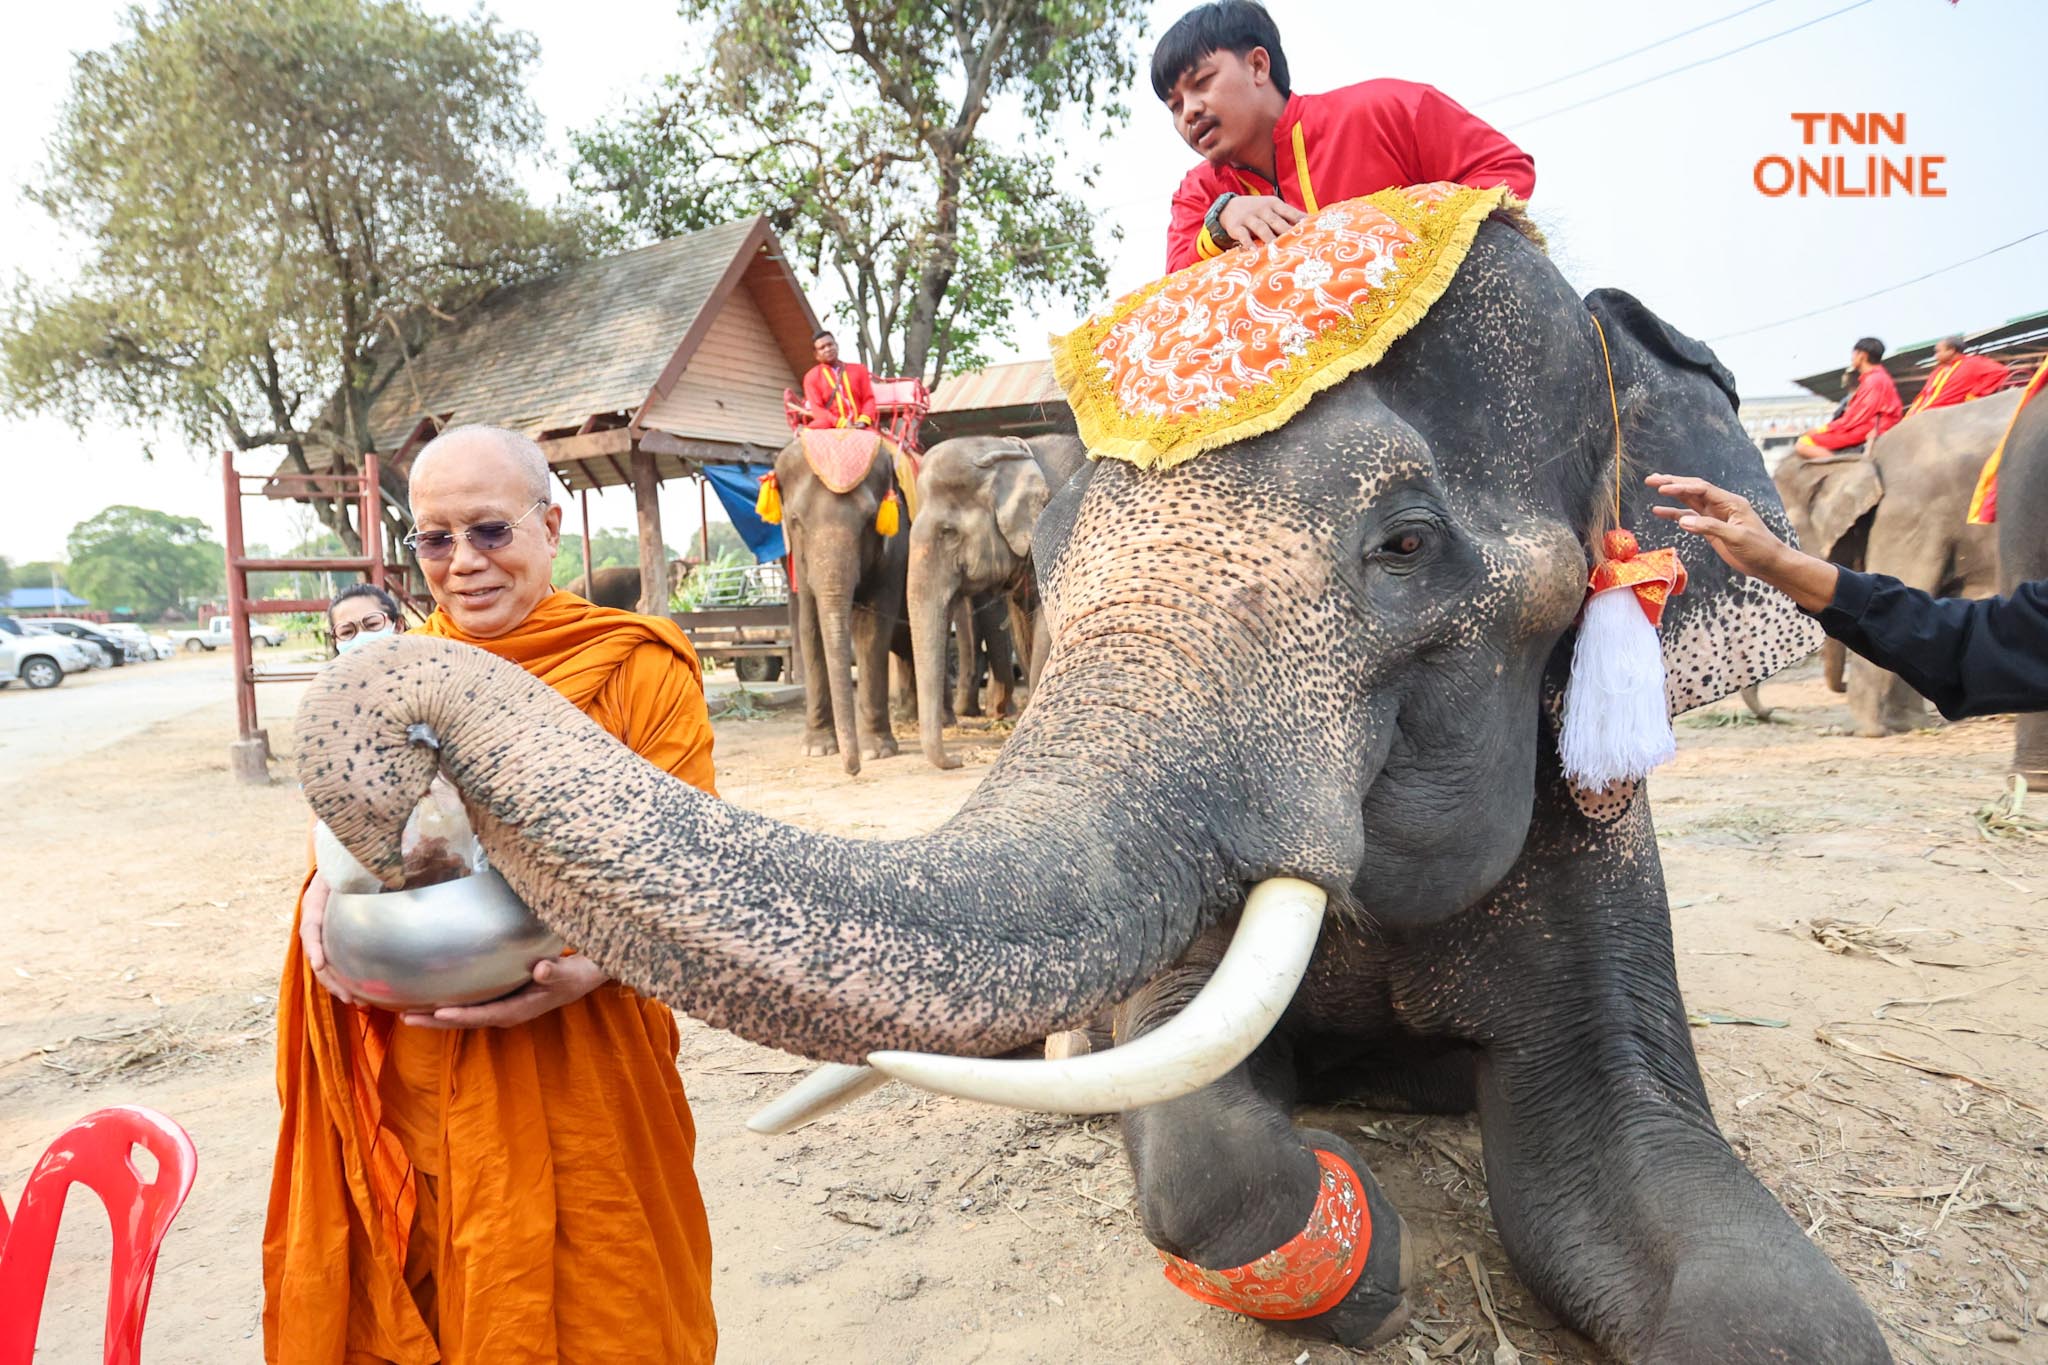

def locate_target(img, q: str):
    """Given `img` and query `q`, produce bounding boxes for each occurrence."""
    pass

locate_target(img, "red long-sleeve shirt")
[802,361,878,428]
[1905,352,2012,416]
[1807,366,1904,452]
[1166,80,1536,273]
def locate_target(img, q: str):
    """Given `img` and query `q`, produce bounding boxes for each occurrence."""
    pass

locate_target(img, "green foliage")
[2,0,589,548]
[552,529,666,586]
[572,0,1145,382]
[0,556,12,598]
[65,505,225,617]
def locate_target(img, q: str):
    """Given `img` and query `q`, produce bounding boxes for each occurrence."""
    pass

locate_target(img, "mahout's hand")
[1219,194,1306,246]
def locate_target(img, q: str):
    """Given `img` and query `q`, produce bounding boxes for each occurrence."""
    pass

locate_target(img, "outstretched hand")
[1645,473,1839,612]
[400,954,607,1030]
[299,872,356,1006]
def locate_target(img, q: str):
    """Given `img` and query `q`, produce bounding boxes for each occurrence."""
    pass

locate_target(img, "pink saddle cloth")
[801,428,885,493]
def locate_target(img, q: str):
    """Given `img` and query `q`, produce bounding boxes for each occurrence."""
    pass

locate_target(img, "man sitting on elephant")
[1795,336,1903,459]
[802,328,879,429]
[1905,334,2013,416]
[1156,0,1534,272]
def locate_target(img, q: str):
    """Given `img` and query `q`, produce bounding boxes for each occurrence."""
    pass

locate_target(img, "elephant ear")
[1771,456,1882,560]
[976,443,1052,559]
[1585,288,1824,715]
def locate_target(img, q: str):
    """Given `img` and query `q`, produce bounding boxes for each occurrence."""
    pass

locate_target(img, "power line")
[1479,0,1786,105]
[1510,0,1880,129]
[1708,227,2048,341]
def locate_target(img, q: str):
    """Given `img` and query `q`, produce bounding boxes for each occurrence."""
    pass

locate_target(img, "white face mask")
[335,627,394,655]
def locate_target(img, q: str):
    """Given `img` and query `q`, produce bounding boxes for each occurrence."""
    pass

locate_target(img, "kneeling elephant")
[301,216,1888,1362]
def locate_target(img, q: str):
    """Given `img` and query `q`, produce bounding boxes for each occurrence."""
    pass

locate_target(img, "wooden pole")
[631,445,666,616]
[579,485,594,596]
[698,470,710,563]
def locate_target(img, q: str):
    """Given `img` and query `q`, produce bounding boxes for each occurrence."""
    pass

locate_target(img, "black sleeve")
[1808,570,2048,719]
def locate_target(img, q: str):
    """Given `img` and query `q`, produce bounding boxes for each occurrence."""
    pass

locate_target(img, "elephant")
[300,217,1889,1361]
[770,435,916,773]
[907,433,1088,768]
[1996,392,2048,789]
[1771,391,2013,734]
[566,559,692,612]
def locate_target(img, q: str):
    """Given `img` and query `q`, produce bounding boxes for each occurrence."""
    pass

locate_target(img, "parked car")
[98,622,161,662]
[0,630,93,689]
[35,618,133,666]
[22,621,110,667]
[168,615,287,652]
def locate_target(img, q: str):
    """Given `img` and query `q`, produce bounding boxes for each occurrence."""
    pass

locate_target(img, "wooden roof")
[921,359,1076,443]
[272,217,819,498]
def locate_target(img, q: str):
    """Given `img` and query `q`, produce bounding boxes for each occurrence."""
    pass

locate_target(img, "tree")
[572,0,1145,383]
[66,506,225,618]
[2,0,589,556]
[0,556,12,600]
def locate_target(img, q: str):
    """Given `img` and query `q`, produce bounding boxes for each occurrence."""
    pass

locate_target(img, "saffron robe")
[1805,366,1904,452]
[802,360,879,428]
[264,590,718,1365]
[1906,352,2011,416]
[1166,80,1536,272]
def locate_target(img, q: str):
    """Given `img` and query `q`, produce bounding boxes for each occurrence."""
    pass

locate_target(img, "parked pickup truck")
[170,615,287,652]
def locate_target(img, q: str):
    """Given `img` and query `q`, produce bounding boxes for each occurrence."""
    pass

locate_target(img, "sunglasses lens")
[411,533,456,560]
[468,522,515,551]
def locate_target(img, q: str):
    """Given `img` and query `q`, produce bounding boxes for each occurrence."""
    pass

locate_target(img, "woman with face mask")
[328,582,404,655]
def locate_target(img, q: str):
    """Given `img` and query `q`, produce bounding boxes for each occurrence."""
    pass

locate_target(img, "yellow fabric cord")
[1590,314,1626,533]
[1051,183,1512,470]
[1969,354,2048,524]
[1291,122,1319,214]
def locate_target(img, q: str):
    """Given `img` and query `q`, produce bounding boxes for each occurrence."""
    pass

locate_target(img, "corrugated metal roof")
[363,218,767,452]
[929,360,1064,413]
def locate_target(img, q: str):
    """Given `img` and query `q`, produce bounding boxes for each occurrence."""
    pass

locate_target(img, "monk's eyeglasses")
[405,501,547,560]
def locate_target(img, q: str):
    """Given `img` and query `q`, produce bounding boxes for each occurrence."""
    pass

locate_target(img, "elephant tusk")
[866,877,1327,1115]
[745,1061,889,1135]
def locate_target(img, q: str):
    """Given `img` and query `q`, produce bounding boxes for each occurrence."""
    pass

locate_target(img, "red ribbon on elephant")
[1589,529,1687,627]
[1157,1149,1371,1321]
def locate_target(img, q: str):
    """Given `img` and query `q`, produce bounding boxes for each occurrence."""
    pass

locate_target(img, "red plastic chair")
[0,1105,198,1365]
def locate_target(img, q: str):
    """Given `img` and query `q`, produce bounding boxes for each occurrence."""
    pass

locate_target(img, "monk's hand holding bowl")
[400,954,607,1030]
[299,872,356,1006]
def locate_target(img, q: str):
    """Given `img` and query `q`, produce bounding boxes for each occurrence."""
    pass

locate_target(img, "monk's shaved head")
[407,423,564,639]
[411,424,552,504]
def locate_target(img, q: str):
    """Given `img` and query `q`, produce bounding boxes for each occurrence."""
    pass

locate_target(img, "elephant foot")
[990,689,1016,719]
[802,729,840,758]
[923,748,962,772]
[956,697,984,719]
[862,734,899,761]
[2020,769,2048,793]
[1261,1131,1412,1350]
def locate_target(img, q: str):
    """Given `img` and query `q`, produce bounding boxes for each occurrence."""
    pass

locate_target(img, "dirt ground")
[3,659,2045,1364]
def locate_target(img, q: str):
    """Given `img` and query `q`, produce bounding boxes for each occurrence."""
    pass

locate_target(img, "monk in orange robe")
[1906,335,2012,416]
[264,424,717,1364]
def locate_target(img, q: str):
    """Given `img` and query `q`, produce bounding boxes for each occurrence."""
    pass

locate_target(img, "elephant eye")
[1375,524,1432,560]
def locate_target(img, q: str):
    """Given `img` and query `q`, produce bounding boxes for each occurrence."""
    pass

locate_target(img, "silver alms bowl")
[323,868,566,1011]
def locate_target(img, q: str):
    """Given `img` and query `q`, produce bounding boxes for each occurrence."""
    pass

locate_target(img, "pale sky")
[4,0,2043,564]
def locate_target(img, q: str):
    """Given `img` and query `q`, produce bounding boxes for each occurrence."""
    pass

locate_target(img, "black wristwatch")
[1203,192,1238,251]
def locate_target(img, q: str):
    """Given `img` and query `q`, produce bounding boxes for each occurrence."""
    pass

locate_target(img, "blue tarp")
[701,462,785,563]
[3,587,90,610]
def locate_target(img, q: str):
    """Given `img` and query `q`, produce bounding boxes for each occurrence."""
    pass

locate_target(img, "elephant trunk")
[298,636,1249,1067]
[809,566,864,776]
[907,539,961,769]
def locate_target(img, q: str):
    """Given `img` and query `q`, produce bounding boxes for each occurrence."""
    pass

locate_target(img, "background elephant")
[907,432,1087,768]
[306,220,1886,1360]
[1996,392,2048,788]
[771,436,914,773]
[566,558,692,611]
[1772,390,2013,734]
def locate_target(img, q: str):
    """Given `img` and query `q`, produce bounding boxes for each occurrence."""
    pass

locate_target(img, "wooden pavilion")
[272,216,820,613]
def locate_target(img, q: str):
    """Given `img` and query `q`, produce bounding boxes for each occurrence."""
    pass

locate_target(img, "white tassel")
[1559,584,1674,790]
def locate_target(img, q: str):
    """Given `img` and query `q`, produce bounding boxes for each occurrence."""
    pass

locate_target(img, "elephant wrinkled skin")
[300,220,1885,1361]
[1994,392,2048,788]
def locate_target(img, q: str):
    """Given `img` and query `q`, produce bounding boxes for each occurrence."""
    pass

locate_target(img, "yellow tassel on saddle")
[875,488,900,537]
[756,472,782,524]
